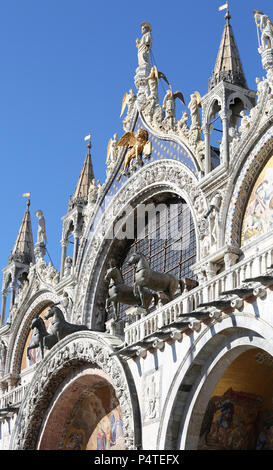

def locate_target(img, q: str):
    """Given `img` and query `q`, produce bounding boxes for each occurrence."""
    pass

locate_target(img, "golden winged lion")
[117,128,152,177]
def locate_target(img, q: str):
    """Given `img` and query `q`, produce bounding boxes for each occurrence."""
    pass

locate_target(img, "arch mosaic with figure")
[241,153,273,245]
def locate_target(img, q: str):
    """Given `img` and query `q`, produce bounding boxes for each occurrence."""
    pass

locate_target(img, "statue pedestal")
[125,306,147,321]
[105,318,125,338]
[260,48,273,71]
[34,242,46,260]
[134,64,152,111]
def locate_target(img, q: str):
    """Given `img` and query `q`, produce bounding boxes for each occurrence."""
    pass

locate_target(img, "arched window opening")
[106,194,197,321]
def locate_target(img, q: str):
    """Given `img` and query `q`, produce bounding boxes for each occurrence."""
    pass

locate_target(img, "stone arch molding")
[6,291,60,376]
[223,125,273,248]
[156,313,273,450]
[73,159,206,327]
[10,331,140,450]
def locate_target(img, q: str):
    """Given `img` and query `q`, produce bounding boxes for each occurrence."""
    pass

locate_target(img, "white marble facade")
[1,12,273,451]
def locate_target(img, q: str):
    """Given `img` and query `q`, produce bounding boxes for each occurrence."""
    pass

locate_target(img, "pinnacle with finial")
[71,133,95,204]
[209,2,247,91]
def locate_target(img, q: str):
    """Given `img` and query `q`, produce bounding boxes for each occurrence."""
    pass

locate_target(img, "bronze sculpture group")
[28,252,185,361]
[105,252,185,321]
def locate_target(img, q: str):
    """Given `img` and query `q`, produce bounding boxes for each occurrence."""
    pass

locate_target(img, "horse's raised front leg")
[133,282,139,298]
[112,301,118,322]
[105,297,110,313]
[39,340,44,359]
[27,344,37,361]
[136,285,146,309]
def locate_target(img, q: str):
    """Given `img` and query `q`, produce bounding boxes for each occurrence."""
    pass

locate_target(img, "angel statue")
[136,22,153,67]
[120,89,137,131]
[36,210,47,245]
[178,111,190,139]
[120,89,136,118]
[117,128,152,179]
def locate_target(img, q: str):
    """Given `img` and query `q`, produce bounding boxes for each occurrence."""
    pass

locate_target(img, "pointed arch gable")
[73,159,204,329]
[6,291,60,376]
[10,331,141,450]
[223,127,273,248]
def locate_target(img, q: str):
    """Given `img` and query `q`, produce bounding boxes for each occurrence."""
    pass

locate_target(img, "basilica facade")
[0,9,273,451]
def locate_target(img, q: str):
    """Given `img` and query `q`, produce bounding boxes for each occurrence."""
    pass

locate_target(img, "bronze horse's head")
[44,302,61,320]
[104,267,114,282]
[30,316,43,330]
[128,252,141,266]
[104,266,124,286]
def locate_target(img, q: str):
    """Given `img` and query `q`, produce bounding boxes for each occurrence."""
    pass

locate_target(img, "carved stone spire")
[72,136,94,206]
[1,198,35,323]
[209,10,247,91]
[10,199,34,265]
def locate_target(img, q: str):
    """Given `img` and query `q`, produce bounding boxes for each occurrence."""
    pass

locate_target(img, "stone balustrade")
[0,384,28,410]
[124,245,273,347]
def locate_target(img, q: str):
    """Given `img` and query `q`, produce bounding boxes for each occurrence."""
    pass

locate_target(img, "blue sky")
[0,0,272,277]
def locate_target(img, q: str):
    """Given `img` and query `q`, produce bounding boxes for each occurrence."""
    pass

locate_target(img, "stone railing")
[0,384,28,410]
[124,245,273,347]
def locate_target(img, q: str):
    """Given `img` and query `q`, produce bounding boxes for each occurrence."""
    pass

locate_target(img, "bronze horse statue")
[104,265,157,321]
[27,316,58,361]
[128,252,185,308]
[44,303,89,342]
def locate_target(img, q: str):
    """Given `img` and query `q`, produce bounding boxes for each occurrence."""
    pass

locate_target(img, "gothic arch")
[156,313,273,450]
[202,96,222,125]
[10,331,141,450]
[227,92,253,113]
[73,159,203,329]
[220,125,273,248]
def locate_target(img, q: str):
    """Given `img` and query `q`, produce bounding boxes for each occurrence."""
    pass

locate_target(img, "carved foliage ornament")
[11,333,137,450]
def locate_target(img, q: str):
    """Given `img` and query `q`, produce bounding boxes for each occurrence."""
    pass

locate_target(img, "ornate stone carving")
[106,133,119,179]
[143,368,161,424]
[88,178,101,205]
[35,259,60,287]
[162,88,185,131]
[11,334,137,450]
